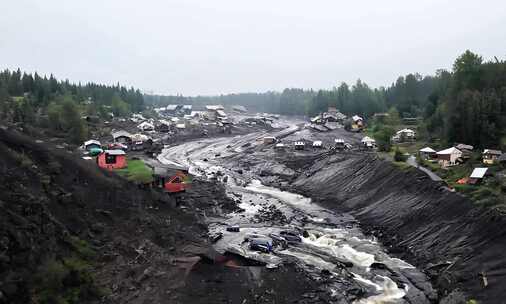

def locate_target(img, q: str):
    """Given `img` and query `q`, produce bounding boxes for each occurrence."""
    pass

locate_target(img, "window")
[105,154,116,164]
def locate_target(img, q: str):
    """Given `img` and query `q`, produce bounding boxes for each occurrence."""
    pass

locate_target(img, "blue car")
[249,238,273,253]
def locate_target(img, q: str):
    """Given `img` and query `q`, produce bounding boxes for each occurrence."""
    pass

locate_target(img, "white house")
[312,140,323,148]
[437,147,463,167]
[392,128,416,142]
[419,147,436,160]
[361,136,376,149]
[137,121,155,131]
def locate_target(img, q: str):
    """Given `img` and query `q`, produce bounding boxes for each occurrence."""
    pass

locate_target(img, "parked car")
[249,238,273,253]
[279,230,302,243]
[88,147,103,156]
[269,233,288,249]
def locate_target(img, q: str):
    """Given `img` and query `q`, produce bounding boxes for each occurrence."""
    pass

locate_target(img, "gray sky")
[1,0,505,95]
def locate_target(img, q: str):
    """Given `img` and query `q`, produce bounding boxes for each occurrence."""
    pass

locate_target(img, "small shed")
[97,150,127,170]
[263,136,277,144]
[437,147,462,167]
[419,147,436,160]
[468,167,489,185]
[294,141,305,150]
[482,149,502,165]
[84,140,101,151]
[312,141,323,148]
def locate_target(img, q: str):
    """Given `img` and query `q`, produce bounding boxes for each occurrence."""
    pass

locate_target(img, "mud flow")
[160,119,435,304]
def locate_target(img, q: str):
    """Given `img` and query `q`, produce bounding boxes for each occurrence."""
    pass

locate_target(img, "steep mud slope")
[0,128,224,303]
[288,153,506,303]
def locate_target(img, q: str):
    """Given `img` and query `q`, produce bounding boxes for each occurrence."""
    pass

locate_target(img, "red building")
[97,150,127,170]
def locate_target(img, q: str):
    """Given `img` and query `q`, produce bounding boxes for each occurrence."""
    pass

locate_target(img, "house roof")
[334,138,345,143]
[275,143,285,147]
[470,168,488,179]
[183,105,192,109]
[216,110,227,117]
[175,123,186,129]
[483,149,502,155]
[352,115,363,122]
[206,105,224,111]
[131,133,149,142]
[419,147,436,153]
[361,136,375,143]
[294,141,305,146]
[112,130,132,139]
[84,139,101,146]
[456,144,473,151]
[232,105,247,112]
[104,149,126,156]
[138,121,154,129]
[437,147,462,155]
[166,104,181,111]
[397,128,415,134]
[312,141,323,146]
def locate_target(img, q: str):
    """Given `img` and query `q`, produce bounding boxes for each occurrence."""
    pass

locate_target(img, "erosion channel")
[159,121,436,304]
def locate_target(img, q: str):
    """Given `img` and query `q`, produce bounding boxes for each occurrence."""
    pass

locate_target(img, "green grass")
[117,159,153,184]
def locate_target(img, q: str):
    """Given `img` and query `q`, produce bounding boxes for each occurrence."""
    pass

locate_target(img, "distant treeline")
[0,69,145,143]
[146,50,506,148]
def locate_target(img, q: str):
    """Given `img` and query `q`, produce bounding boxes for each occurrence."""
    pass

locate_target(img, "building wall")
[97,154,127,170]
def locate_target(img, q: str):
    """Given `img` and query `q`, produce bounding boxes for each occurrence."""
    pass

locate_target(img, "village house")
[130,133,150,151]
[468,167,489,185]
[392,128,416,143]
[205,105,225,120]
[455,143,473,159]
[361,136,376,149]
[137,121,155,132]
[312,141,323,149]
[112,130,132,144]
[419,147,436,160]
[97,150,127,170]
[436,147,463,168]
[275,143,286,150]
[482,149,502,165]
[165,104,182,116]
[334,138,345,149]
[83,140,101,151]
[294,141,305,150]
[182,105,192,115]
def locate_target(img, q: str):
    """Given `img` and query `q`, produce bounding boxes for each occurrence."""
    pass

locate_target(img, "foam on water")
[353,275,406,304]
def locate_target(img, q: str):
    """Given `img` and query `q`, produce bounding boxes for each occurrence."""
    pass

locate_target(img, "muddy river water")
[159,123,435,304]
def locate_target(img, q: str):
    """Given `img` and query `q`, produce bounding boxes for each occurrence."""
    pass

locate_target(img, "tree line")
[0,69,145,143]
[146,50,506,149]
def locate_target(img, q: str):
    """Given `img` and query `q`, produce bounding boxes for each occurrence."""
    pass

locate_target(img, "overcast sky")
[1,0,505,95]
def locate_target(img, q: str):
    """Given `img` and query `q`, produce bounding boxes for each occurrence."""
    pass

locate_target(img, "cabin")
[205,105,225,120]
[312,141,323,149]
[456,144,473,159]
[275,143,286,151]
[419,147,436,160]
[294,141,305,150]
[334,138,345,149]
[392,128,416,143]
[112,130,132,144]
[468,167,489,185]
[84,140,101,151]
[97,150,127,170]
[263,136,277,144]
[437,147,462,168]
[361,136,376,149]
[482,149,502,165]
[182,105,192,115]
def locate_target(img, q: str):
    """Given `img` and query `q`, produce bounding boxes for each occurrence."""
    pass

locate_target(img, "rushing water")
[159,125,433,303]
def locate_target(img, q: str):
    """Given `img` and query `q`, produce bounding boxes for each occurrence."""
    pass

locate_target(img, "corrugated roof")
[437,147,462,155]
[470,168,488,179]
[84,140,101,146]
[295,141,305,146]
[334,139,345,143]
[105,149,125,156]
[312,141,322,146]
[419,147,436,153]
[456,144,473,151]
[483,149,502,155]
